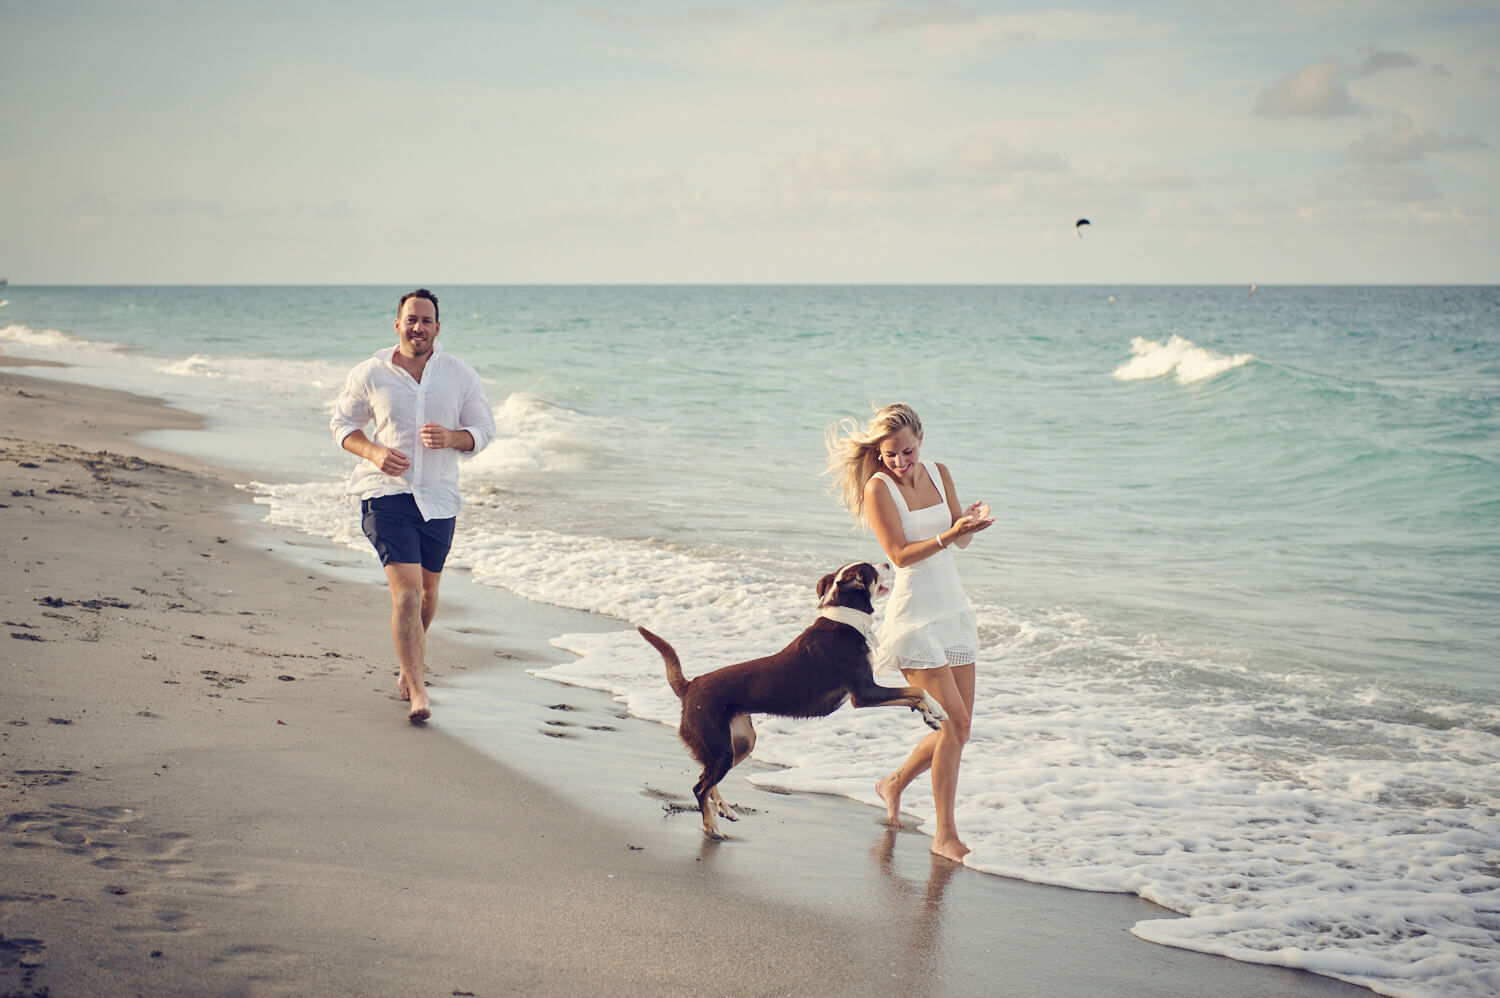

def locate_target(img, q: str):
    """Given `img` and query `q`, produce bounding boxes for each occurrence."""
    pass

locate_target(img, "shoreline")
[0,365,1377,997]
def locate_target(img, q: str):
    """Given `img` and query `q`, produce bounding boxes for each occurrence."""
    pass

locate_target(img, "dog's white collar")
[818,606,878,646]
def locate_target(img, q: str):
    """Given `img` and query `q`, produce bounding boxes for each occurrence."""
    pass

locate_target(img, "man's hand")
[420,423,453,450]
[372,446,411,475]
[341,430,414,476]
[420,424,474,452]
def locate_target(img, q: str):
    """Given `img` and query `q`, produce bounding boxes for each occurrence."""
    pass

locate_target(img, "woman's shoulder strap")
[869,470,905,507]
[926,461,952,504]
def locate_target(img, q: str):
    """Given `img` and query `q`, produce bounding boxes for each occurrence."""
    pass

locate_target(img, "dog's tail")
[637,626,690,699]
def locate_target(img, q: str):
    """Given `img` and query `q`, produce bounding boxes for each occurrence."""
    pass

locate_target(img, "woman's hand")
[951,501,994,538]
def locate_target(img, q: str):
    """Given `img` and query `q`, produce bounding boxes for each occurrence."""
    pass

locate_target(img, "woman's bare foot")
[876,773,905,828]
[930,835,971,863]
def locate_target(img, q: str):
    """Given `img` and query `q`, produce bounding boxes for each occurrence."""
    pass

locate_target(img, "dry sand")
[0,366,1377,997]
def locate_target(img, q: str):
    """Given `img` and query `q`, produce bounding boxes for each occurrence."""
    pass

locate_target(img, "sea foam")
[464,392,609,476]
[1,322,119,353]
[156,353,350,400]
[1114,335,1255,384]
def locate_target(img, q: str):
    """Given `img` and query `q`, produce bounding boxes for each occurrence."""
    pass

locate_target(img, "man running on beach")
[331,289,496,722]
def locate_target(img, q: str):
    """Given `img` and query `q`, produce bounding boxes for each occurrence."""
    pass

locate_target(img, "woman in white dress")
[827,403,993,861]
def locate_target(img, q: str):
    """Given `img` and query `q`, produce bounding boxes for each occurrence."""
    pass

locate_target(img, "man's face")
[395,298,439,359]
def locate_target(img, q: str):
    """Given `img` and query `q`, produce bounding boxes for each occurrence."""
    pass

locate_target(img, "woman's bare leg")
[879,664,975,860]
[877,730,938,827]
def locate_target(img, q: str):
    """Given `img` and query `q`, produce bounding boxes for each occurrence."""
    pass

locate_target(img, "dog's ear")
[816,573,835,600]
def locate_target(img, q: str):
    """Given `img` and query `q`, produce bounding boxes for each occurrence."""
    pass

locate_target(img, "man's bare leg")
[395,568,443,702]
[385,563,430,721]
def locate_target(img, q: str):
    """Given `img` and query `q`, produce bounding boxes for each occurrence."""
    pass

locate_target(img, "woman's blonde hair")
[825,403,923,525]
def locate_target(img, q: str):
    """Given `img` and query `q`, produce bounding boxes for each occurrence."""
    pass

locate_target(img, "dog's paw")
[709,789,739,821]
[917,693,947,729]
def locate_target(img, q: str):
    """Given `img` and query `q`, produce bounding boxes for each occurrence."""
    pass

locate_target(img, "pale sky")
[3,0,1497,284]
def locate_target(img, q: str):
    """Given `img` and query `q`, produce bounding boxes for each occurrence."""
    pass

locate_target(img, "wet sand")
[0,365,1376,997]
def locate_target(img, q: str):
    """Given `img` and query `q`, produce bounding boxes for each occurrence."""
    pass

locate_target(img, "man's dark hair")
[398,288,439,322]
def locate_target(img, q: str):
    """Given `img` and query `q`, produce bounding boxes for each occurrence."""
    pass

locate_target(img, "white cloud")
[1254,58,1359,116]
[1318,167,1441,203]
[1358,167,1442,202]
[261,199,356,221]
[949,134,1068,180]
[616,176,715,226]
[1351,46,1418,79]
[836,4,1150,52]
[865,1,978,34]
[1126,166,1198,190]
[772,142,933,193]
[575,2,743,30]
[68,191,117,215]
[765,133,1071,207]
[1347,112,1489,164]
[139,197,225,216]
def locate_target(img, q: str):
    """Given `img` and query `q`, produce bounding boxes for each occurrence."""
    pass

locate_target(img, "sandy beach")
[0,365,1379,998]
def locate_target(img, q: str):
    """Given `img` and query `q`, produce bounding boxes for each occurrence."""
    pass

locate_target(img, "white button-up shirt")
[331,343,496,520]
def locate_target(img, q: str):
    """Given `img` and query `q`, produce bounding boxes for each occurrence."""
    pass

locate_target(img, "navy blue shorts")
[360,494,456,573]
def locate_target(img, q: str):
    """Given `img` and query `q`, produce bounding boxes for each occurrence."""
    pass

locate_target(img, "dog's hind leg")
[682,705,746,838]
[694,759,734,839]
[702,714,756,823]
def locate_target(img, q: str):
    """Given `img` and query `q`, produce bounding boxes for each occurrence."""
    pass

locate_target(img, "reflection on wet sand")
[871,828,963,974]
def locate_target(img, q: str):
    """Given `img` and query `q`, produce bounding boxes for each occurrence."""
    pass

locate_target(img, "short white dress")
[872,461,980,673]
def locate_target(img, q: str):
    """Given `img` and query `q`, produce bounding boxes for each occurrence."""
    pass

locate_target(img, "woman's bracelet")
[934,533,946,549]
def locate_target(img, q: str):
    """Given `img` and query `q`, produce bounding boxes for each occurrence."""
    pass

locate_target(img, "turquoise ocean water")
[3,285,1497,997]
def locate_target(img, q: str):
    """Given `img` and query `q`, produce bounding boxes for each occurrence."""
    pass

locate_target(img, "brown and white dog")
[636,561,947,840]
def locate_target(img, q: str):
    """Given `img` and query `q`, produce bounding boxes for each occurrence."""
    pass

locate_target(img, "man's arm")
[454,368,496,455]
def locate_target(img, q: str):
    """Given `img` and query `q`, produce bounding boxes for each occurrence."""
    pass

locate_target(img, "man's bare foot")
[407,687,430,723]
[397,674,411,701]
[930,835,971,863]
[875,773,905,828]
